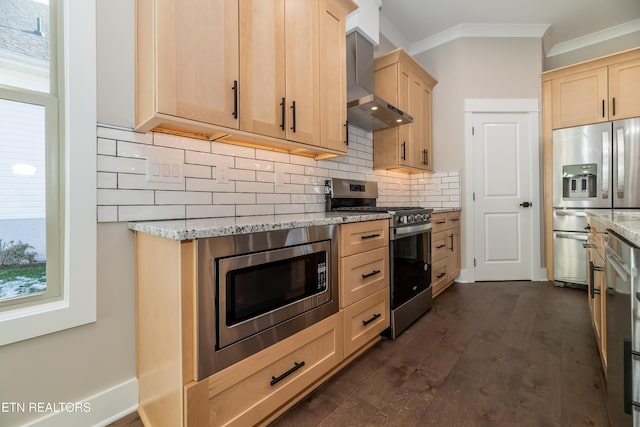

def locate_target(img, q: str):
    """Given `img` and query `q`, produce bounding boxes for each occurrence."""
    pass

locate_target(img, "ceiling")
[379,0,640,57]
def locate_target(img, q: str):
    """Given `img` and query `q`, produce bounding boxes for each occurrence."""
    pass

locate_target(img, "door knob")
[519,202,532,208]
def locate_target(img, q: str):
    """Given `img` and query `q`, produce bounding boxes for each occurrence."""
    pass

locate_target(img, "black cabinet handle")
[589,261,604,299]
[602,99,605,118]
[280,97,286,131]
[232,80,238,119]
[436,244,446,249]
[270,361,305,386]
[402,142,406,160]
[451,217,459,222]
[436,272,446,279]
[423,149,429,165]
[585,225,592,231]
[583,243,593,248]
[361,233,381,240]
[450,233,454,252]
[613,97,616,116]
[623,340,640,413]
[290,101,296,133]
[344,121,348,146]
[435,220,446,224]
[362,313,381,326]
[362,269,381,279]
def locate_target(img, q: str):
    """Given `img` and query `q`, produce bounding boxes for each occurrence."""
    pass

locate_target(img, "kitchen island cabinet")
[136,0,356,158]
[431,210,461,298]
[373,49,437,172]
[586,214,607,372]
[131,214,390,426]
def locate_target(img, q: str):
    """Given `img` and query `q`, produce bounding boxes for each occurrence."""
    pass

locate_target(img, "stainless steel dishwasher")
[606,229,640,427]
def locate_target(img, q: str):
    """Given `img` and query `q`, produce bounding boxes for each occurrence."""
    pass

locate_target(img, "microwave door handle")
[602,130,609,198]
[617,127,625,197]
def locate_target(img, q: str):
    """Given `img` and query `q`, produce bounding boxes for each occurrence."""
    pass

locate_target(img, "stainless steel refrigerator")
[552,117,640,286]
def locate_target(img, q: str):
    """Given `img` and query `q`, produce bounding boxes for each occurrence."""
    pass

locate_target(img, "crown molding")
[546,18,640,57]
[407,23,550,56]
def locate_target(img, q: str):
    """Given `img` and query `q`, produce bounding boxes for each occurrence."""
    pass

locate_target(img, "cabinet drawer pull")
[270,361,305,386]
[401,141,406,160]
[437,272,446,279]
[362,313,381,326]
[451,218,459,222]
[362,269,381,279]
[602,99,605,118]
[361,233,381,240]
[232,80,238,119]
[613,97,616,116]
[435,220,446,224]
[290,100,296,133]
[344,121,348,146]
[436,244,446,249]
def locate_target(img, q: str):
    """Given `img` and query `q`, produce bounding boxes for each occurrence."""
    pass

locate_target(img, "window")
[0,0,96,345]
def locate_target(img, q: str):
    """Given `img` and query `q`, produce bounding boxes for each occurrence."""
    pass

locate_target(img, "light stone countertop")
[128,212,391,241]
[587,209,640,247]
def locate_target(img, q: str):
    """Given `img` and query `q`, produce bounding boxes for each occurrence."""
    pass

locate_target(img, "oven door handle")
[390,223,432,240]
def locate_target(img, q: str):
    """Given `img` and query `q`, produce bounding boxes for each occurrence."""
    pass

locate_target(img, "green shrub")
[0,239,38,267]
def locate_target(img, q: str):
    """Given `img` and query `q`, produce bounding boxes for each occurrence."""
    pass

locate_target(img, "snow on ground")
[0,276,46,299]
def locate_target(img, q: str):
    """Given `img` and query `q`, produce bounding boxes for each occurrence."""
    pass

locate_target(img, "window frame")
[0,0,96,346]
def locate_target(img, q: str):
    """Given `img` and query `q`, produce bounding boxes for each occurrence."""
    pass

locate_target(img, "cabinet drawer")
[431,213,448,233]
[343,288,389,357]
[339,220,389,257]
[340,246,389,308]
[447,211,461,227]
[432,231,449,263]
[189,313,343,427]
[432,258,448,297]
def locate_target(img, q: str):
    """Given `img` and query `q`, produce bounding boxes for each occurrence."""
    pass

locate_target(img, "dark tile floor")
[112,281,610,427]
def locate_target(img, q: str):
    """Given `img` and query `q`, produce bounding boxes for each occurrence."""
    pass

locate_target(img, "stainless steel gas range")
[326,178,433,338]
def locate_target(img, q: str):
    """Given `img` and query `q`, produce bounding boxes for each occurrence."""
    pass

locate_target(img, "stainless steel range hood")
[346,31,413,132]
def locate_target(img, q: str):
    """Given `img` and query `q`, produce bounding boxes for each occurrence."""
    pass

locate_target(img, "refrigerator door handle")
[555,232,588,241]
[602,130,610,198]
[555,210,587,217]
[617,128,625,197]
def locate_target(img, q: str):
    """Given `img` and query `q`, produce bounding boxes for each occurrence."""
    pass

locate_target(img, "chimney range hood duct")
[346,31,413,132]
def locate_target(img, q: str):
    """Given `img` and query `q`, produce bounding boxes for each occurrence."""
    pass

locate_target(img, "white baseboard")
[23,377,138,427]
[455,267,549,283]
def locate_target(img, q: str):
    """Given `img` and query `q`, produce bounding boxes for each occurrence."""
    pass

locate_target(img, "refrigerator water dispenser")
[562,164,597,199]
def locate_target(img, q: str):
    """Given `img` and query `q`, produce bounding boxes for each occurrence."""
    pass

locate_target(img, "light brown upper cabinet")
[136,0,356,157]
[549,53,640,129]
[373,49,437,172]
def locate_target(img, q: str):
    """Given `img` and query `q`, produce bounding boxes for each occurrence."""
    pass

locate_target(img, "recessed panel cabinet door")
[609,58,640,121]
[285,0,320,145]
[319,0,347,153]
[239,0,286,139]
[551,67,608,129]
[156,0,239,129]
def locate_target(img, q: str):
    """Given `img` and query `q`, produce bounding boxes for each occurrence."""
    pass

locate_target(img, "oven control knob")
[407,215,415,224]
[399,215,408,224]
[416,214,424,222]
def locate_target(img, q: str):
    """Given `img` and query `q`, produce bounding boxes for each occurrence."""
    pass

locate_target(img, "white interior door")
[472,112,533,280]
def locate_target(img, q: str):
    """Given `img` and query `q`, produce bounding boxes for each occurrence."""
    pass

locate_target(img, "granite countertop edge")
[128,212,392,240]
[586,209,640,247]
[431,208,462,214]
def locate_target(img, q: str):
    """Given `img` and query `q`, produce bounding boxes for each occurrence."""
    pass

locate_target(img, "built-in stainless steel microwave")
[196,225,338,380]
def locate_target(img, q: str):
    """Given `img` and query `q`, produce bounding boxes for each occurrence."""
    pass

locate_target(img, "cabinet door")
[407,74,423,169]
[239,0,286,139]
[285,0,319,145]
[319,0,348,153]
[447,228,461,280]
[421,84,433,171]
[609,58,640,121]
[155,0,239,129]
[397,64,411,167]
[551,67,608,129]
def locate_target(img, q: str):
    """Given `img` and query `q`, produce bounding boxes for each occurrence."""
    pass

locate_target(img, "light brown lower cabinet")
[586,215,607,373]
[431,211,461,298]
[185,313,344,427]
[135,219,390,426]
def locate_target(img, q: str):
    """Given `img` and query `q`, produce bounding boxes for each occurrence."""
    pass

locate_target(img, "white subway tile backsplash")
[98,189,154,205]
[120,205,185,221]
[97,172,117,189]
[236,204,274,216]
[97,138,117,156]
[155,191,212,205]
[186,204,235,218]
[213,192,256,205]
[154,132,211,153]
[96,125,461,223]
